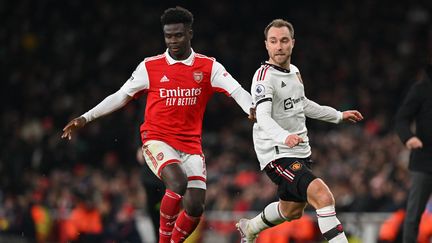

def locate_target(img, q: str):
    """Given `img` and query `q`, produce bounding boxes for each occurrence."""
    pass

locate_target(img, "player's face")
[163,23,193,60]
[265,26,295,68]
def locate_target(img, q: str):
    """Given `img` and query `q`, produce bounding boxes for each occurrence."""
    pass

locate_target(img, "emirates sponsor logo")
[160,87,202,106]
[159,87,202,98]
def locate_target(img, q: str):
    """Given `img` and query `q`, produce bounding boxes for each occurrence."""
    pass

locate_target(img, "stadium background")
[1,0,432,242]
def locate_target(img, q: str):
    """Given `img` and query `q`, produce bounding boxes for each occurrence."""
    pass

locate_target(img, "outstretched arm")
[304,98,363,123]
[341,110,364,123]
[231,87,253,115]
[61,89,132,140]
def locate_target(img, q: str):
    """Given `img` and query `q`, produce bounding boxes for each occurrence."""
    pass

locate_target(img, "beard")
[271,53,291,66]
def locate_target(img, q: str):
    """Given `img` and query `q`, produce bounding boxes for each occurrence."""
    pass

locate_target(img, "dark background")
[1,0,431,241]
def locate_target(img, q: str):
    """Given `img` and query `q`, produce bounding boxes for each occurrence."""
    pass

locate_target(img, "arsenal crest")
[193,71,203,83]
[156,152,164,161]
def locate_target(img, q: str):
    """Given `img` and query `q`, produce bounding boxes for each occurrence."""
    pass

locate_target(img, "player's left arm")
[304,98,363,123]
[297,70,363,123]
[210,61,252,115]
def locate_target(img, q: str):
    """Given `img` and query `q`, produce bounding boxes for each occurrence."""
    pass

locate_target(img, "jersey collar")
[262,61,291,73]
[165,49,195,66]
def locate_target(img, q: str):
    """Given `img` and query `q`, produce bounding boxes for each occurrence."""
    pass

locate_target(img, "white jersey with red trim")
[251,62,342,169]
[120,49,241,154]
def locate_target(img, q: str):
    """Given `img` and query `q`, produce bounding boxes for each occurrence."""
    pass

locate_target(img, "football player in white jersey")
[236,19,363,243]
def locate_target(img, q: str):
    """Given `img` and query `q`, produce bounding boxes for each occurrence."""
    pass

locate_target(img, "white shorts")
[142,140,207,189]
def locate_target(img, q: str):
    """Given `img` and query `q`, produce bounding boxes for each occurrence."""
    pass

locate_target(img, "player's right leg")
[142,140,187,243]
[170,153,207,243]
[236,158,310,242]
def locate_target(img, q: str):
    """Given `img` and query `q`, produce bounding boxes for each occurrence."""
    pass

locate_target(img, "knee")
[307,179,335,209]
[161,164,189,195]
[281,208,304,221]
[314,192,335,209]
[164,177,188,196]
[184,199,205,217]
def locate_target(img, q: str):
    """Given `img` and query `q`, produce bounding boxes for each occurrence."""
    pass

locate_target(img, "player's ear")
[188,29,193,39]
[292,38,295,48]
[264,40,269,51]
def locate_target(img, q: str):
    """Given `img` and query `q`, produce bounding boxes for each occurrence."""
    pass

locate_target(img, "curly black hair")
[161,6,194,28]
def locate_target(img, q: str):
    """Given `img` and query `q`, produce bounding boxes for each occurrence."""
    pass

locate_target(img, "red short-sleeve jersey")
[120,50,241,154]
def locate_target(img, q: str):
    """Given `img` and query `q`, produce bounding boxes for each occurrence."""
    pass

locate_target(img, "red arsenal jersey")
[120,49,241,154]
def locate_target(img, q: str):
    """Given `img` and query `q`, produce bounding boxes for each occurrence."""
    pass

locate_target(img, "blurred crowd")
[1,0,432,242]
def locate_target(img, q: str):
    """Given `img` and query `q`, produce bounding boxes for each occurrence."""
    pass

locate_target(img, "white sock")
[316,205,348,243]
[248,202,286,234]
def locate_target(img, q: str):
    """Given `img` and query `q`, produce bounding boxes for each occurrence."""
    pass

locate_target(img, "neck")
[170,48,192,61]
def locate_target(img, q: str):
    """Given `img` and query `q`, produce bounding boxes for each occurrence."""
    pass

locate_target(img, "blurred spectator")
[62,190,103,242]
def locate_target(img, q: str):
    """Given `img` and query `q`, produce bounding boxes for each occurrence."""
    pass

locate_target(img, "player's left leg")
[307,178,348,243]
[170,153,206,243]
[237,200,307,242]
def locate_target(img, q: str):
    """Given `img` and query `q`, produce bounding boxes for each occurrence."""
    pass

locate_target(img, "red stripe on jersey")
[261,65,270,80]
[188,176,206,182]
[256,68,263,81]
[257,65,270,81]
[157,159,181,177]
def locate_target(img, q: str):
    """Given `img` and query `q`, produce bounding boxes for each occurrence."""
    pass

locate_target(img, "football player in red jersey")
[62,6,252,243]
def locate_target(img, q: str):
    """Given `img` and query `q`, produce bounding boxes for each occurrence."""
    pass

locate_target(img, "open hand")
[61,117,87,140]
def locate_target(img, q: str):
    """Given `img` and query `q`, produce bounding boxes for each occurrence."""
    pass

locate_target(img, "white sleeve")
[256,100,290,144]
[230,87,252,115]
[81,89,131,122]
[120,61,150,97]
[303,98,343,123]
[210,61,241,95]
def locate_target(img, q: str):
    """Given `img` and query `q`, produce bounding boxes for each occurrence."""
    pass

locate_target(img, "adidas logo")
[281,81,286,88]
[160,75,170,82]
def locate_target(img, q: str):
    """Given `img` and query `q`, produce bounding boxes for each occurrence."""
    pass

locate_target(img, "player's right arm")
[62,61,150,140]
[252,71,302,148]
[61,90,133,140]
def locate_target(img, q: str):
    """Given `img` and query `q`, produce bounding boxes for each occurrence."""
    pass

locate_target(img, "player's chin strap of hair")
[323,224,344,241]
